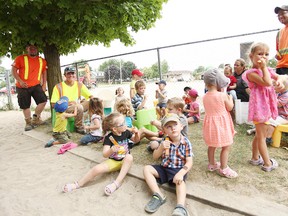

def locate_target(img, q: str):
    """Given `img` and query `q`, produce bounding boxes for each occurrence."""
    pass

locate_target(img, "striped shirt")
[131,93,144,112]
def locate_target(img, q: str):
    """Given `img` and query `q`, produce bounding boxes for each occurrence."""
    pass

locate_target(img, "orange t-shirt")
[276,26,288,68]
[12,54,47,88]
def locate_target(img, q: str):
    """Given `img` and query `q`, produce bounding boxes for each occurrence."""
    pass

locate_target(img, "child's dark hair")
[102,112,123,135]
[88,97,104,119]
[116,98,135,117]
[184,86,191,92]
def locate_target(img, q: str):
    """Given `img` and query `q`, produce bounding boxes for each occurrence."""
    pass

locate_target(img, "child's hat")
[156,80,166,85]
[54,96,69,112]
[161,113,180,127]
[203,68,230,90]
[131,69,143,77]
[275,5,288,14]
[188,89,198,97]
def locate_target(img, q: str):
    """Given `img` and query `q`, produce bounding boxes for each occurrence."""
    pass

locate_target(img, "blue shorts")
[157,103,167,109]
[152,165,187,185]
[191,116,199,123]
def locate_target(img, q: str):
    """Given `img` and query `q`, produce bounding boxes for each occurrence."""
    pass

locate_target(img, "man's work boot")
[32,114,45,127]
[25,117,33,131]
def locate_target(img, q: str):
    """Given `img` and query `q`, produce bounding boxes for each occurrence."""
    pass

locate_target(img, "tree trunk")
[43,44,62,101]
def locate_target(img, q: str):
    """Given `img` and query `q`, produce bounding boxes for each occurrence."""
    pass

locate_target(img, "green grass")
[39,119,288,206]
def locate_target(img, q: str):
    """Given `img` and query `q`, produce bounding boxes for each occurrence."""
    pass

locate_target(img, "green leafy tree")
[0,0,168,97]
[268,58,277,68]
[150,60,169,79]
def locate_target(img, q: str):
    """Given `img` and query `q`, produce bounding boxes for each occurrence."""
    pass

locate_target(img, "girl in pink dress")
[202,68,238,178]
[242,42,279,172]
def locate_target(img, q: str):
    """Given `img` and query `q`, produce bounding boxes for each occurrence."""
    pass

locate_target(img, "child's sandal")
[104,180,120,196]
[62,181,80,193]
[207,162,220,171]
[218,166,238,178]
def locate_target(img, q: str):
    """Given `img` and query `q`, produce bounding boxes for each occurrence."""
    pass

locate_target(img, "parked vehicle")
[0,86,16,95]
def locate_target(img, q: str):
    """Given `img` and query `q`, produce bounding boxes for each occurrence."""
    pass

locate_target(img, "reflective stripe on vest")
[23,56,43,80]
[56,81,82,99]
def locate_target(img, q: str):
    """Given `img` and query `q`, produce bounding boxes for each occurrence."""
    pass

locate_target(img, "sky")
[1,0,287,71]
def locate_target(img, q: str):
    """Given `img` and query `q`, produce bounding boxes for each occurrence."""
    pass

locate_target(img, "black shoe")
[266,137,273,145]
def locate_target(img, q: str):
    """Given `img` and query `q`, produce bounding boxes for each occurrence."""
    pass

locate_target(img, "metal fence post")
[5,69,13,110]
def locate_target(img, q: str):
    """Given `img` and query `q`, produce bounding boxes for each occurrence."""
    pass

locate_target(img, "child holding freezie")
[62,113,140,195]
[242,42,280,172]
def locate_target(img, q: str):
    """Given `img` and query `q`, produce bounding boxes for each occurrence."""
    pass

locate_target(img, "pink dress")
[203,91,235,147]
[242,68,278,123]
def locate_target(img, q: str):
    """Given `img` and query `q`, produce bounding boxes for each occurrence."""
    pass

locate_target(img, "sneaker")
[158,131,164,138]
[246,128,256,135]
[45,139,55,148]
[144,193,166,213]
[172,204,188,216]
[266,137,273,145]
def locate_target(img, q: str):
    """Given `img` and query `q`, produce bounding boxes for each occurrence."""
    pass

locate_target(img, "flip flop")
[104,180,120,196]
[57,142,78,155]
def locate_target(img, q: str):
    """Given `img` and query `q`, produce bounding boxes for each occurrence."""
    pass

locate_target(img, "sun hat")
[64,67,76,75]
[161,113,180,127]
[275,5,288,14]
[54,96,69,112]
[131,69,143,77]
[203,68,230,90]
[188,89,198,97]
[156,80,167,85]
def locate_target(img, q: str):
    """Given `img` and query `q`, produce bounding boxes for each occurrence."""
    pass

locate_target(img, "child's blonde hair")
[135,80,146,90]
[248,42,269,66]
[102,112,123,135]
[88,97,104,119]
[167,97,185,110]
[116,98,135,117]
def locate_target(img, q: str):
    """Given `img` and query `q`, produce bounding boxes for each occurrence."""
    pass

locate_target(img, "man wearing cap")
[130,69,143,99]
[11,43,48,131]
[274,5,288,75]
[50,67,93,134]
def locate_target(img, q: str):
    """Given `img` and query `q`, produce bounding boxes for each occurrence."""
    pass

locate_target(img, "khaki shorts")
[52,131,72,144]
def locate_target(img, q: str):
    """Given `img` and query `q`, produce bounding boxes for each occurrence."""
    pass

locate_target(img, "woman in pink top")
[242,42,280,172]
[202,68,237,178]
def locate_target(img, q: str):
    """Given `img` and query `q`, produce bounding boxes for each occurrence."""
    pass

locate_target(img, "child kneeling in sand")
[62,113,140,195]
[143,114,193,215]
[45,96,77,148]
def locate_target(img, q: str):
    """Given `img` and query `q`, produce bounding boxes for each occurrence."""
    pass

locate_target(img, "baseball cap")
[156,80,166,85]
[64,67,76,74]
[275,5,288,14]
[131,69,143,77]
[54,96,69,112]
[188,89,198,97]
[161,113,180,127]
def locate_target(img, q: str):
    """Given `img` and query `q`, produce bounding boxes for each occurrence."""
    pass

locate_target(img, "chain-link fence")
[1,29,279,110]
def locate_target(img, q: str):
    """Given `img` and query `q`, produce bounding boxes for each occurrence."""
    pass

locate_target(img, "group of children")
[46,41,284,216]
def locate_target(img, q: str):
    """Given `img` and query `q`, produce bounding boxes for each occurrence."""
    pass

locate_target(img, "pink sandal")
[218,166,238,178]
[62,181,80,193]
[207,162,220,171]
[104,180,120,196]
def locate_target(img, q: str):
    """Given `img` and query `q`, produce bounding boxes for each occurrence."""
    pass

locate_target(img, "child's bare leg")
[161,107,166,118]
[207,147,217,165]
[78,163,109,187]
[175,181,186,206]
[220,146,230,169]
[115,154,133,185]
[150,140,160,150]
[187,117,195,124]
[139,128,161,141]
[143,165,164,199]
[251,133,259,160]
[266,125,275,138]
[255,124,272,167]
[156,107,161,118]
[150,120,162,131]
